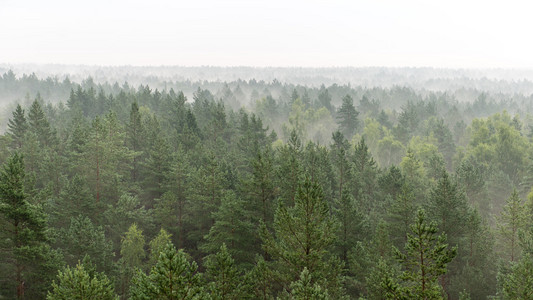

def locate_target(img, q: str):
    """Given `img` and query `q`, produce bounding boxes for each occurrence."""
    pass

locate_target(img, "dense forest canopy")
[1,67,533,299]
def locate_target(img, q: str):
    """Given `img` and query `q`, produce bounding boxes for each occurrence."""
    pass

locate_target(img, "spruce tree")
[28,99,52,147]
[7,104,28,149]
[336,95,359,138]
[0,153,52,299]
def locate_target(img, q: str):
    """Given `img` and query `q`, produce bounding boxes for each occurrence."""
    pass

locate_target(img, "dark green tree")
[261,176,341,295]
[394,209,457,299]
[28,99,53,147]
[201,191,256,268]
[204,243,244,299]
[0,153,54,299]
[7,104,28,149]
[336,95,359,138]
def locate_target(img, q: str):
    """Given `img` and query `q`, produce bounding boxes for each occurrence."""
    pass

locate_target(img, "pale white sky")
[1,0,532,68]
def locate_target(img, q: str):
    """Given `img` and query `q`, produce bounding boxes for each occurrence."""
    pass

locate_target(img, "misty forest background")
[1,66,533,299]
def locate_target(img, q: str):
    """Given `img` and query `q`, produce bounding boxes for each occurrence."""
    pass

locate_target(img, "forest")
[1,68,533,299]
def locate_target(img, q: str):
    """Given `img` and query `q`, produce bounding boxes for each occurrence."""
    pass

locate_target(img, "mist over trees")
[1,67,533,299]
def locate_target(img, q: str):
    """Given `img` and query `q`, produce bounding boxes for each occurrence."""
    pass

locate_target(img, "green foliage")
[498,189,529,262]
[149,228,172,266]
[288,268,330,300]
[59,215,114,274]
[261,176,340,294]
[336,95,359,138]
[499,254,533,299]
[47,262,118,300]
[120,223,146,268]
[205,244,244,299]
[7,104,28,149]
[201,191,256,267]
[130,243,205,300]
[0,153,54,299]
[394,209,457,299]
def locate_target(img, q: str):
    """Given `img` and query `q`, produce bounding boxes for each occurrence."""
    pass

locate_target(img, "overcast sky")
[1,0,532,68]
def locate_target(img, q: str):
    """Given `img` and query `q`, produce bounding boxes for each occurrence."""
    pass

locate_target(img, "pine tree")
[128,102,143,183]
[352,137,378,214]
[336,95,359,138]
[244,256,276,299]
[288,268,330,300]
[365,258,402,300]
[28,99,52,147]
[498,189,529,262]
[201,191,256,267]
[246,145,277,226]
[394,209,457,299]
[0,153,52,299]
[261,176,340,293]
[155,147,191,248]
[500,254,533,299]
[387,184,417,249]
[277,129,303,205]
[330,131,351,210]
[205,244,244,299]
[7,104,28,149]
[130,243,205,300]
[59,216,115,275]
[47,262,118,300]
[426,171,470,246]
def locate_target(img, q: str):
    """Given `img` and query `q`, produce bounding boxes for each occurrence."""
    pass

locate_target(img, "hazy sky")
[1,0,532,68]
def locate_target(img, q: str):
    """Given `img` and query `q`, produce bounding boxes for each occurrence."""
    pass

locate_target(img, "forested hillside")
[1,69,533,299]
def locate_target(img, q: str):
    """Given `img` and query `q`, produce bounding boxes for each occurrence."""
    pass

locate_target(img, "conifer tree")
[59,215,114,275]
[7,104,28,149]
[394,209,456,299]
[426,171,470,246]
[498,189,529,262]
[244,256,276,300]
[261,176,340,294]
[336,95,359,138]
[205,244,244,299]
[0,153,53,299]
[28,99,52,147]
[246,145,277,225]
[155,147,191,248]
[277,129,303,205]
[201,191,256,267]
[288,268,330,300]
[499,254,533,300]
[352,137,378,214]
[128,102,143,183]
[47,262,118,300]
[130,243,205,300]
